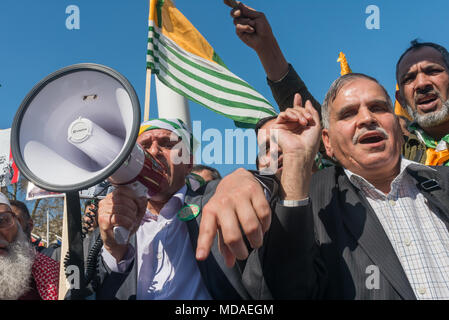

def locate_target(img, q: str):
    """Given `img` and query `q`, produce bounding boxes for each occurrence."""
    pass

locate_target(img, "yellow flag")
[337,52,352,75]
[394,84,412,120]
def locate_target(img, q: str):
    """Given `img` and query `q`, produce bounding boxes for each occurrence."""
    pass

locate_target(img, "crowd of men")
[1,1,449,300]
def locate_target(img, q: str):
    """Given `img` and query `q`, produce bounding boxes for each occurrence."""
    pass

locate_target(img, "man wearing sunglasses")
[0,192,59,300]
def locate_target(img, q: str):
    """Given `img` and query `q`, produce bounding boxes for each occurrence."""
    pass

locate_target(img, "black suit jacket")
[94,180,250,300]
[243,165,449,299]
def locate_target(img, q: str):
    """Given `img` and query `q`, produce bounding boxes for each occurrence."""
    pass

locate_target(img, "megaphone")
[11,63,163,298]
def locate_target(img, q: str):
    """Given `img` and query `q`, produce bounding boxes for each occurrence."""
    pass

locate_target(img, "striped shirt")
[345,158,449,299]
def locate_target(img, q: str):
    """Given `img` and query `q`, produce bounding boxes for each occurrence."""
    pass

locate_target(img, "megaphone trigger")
[113,226,131,245]
[126,180,149,198]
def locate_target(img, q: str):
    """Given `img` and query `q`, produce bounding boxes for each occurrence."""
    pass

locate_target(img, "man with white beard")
[396,40,449,166]
[0,193,59,300]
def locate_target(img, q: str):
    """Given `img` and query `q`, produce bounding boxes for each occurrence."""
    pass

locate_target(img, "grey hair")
[321,73,393,129]
[0,225,35,300]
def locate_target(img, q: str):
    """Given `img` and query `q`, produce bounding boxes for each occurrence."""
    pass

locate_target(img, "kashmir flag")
[146,0,277,127]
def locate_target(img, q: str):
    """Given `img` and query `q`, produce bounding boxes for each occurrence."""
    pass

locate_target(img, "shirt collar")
[344,157,436,195]
[144,185,187,221]
[409,122,449,149]
[170,184,187,204]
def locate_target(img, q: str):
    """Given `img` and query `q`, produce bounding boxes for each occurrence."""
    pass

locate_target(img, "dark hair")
[396,39,449,82]
[191,164,222,180]
[10,199,31,221]
[254,116,277,135]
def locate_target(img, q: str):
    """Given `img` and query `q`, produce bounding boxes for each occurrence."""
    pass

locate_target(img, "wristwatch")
[279,198,309,207]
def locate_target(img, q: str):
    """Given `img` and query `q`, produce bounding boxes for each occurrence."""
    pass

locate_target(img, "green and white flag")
[147,0,277,128]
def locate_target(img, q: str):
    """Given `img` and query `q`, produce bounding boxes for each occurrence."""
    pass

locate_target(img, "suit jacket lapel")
[185,180,249,299]
[337,172,416,300]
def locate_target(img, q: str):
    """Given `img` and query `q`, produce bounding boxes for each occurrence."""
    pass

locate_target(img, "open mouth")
[158,160,168,173]
[151,156,168,174]
[358,132,385,144]
[416,95,439,112]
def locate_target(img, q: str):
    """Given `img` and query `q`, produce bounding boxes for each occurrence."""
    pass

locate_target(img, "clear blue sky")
[1,0,449,177]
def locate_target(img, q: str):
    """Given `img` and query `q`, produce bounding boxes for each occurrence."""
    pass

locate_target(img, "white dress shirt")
[102,185,212,300]
[345,158,449,299]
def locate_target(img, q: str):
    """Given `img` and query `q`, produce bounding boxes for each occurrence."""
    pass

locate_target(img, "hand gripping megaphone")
[11,63,164,298]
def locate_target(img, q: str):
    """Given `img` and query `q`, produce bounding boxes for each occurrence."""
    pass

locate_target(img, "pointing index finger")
[293,93,303,110]
[196,209,218,261]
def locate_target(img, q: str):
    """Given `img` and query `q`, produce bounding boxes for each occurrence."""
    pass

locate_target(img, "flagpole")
[46,209,49,248]
[144,68,152,122]
[58,196,69,299]
[144,0,158,122]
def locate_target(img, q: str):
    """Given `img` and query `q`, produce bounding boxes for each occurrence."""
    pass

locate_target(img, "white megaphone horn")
[11,64,165,298]
[11,63,165,243]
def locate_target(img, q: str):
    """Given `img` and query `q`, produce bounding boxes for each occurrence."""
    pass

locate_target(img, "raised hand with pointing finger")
[196,93,321,267]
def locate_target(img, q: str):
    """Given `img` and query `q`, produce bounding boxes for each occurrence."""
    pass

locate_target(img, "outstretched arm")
[226,1,321,114]
[228,1,288,82]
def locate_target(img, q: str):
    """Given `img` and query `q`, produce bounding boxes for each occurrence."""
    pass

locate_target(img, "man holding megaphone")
[11,63,268,300]
[92,118,251,300]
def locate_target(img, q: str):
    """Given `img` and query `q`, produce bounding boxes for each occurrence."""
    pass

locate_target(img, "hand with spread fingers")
[196,168,271,268]
[97,186,147,261]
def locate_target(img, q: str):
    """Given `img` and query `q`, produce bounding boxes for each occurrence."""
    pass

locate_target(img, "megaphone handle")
[112,181,148,245]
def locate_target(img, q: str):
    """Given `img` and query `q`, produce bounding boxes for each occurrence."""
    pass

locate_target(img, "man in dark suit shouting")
[197,74,449,299]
